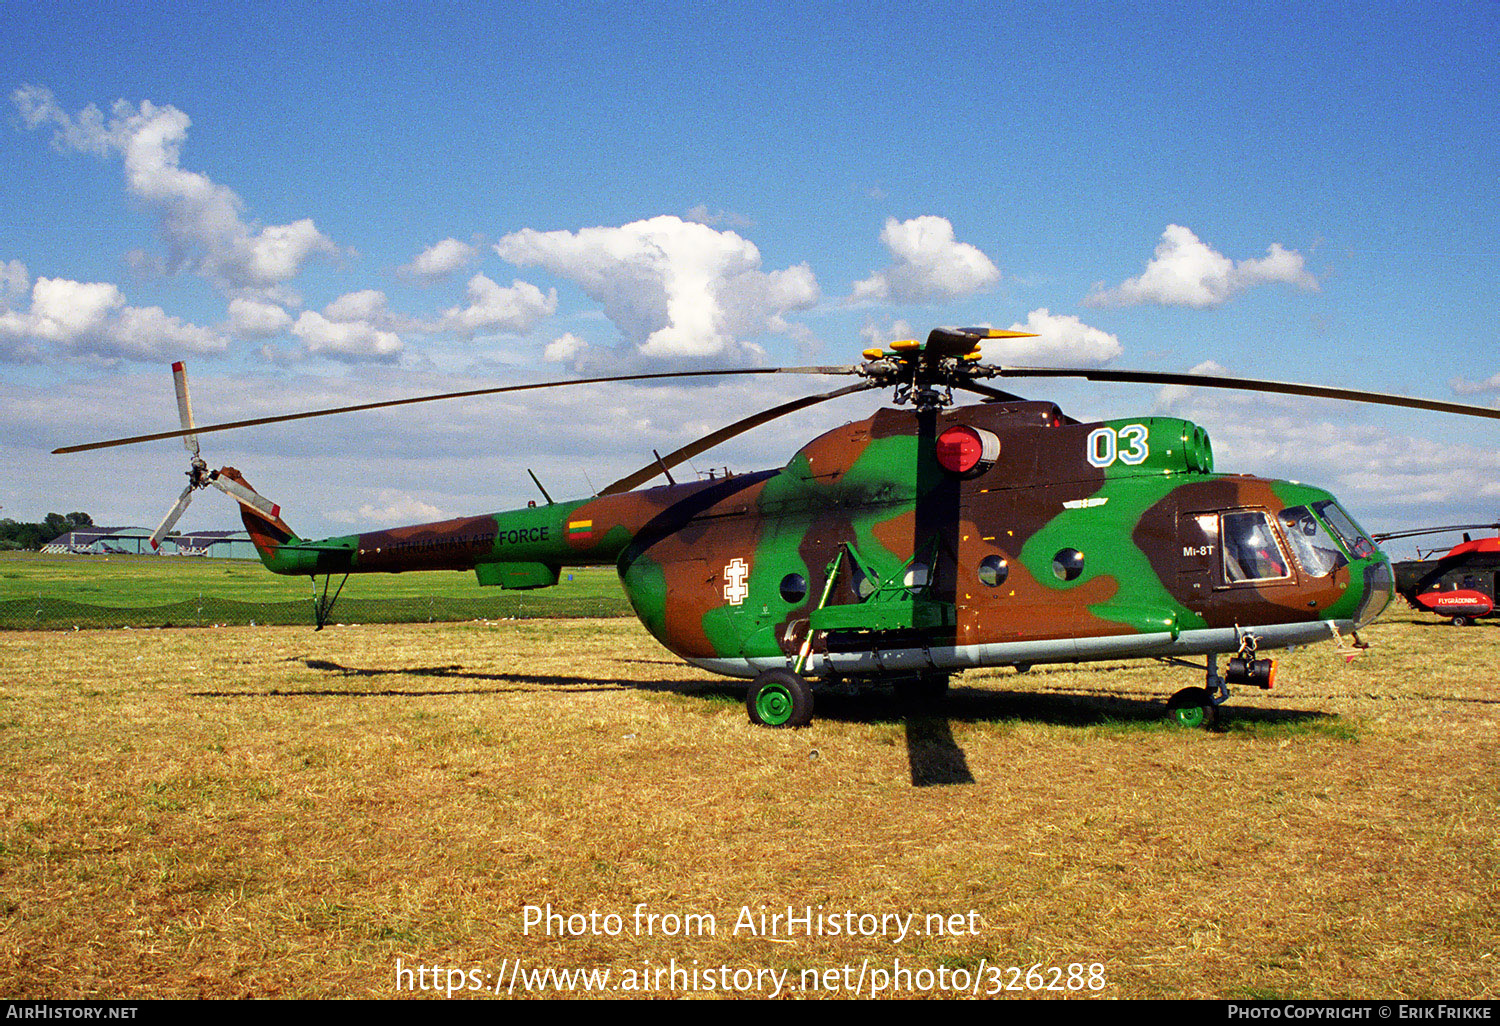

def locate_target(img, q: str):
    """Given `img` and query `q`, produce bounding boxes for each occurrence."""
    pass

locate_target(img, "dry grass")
[0,611,1495,999]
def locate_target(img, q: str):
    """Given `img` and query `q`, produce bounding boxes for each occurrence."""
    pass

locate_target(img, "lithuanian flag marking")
[567,519,594,537]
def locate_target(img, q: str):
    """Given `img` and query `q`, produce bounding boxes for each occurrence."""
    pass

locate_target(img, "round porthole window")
[850,562,875,599]
[978,555,1009,587]
[779,573,807,603]
[1052,548,1085,581]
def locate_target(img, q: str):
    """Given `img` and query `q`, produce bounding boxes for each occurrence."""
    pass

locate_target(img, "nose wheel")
[1167,687,1219,729]
[1165,651,1233,730]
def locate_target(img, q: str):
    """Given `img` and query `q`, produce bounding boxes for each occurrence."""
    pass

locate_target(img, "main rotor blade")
[172,361,200,457]
[599,380,881,496]
[53,365,860,455]
[991,366,1500,421]
[955,381,1029,403]
[1372,522,1500,543]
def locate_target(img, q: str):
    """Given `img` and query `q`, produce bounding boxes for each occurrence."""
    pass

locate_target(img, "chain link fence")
[0,591,632,630]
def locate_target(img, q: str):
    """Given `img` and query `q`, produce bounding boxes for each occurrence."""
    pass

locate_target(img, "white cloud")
[402,238,477,279]
[493,215,819,360]
[292,310,401,362]
[1002,309,1122,366]
[227,297,294,338]
[436,274,557,336]
[328,492,449,527]
[0,275,225,362]
[324,289,388,323]
[543,332,589,363]
[1086,224,1318,308]
[13,85,338,296]
[850,216,1000,303]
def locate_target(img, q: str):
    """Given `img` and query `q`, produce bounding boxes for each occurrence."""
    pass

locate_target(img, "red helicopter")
[1374,522,1500,626]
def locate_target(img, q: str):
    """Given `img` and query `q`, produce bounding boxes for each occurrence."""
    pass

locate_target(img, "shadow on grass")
[192,655,1350,730]
[191,657,1356,786]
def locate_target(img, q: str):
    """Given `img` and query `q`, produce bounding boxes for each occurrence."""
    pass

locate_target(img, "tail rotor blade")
[172,361,200,457]
[150,484,195,551]
[209,471,281,519]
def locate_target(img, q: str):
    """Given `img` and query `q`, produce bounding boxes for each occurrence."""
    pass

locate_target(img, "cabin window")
[1277,505,1346,577]
[779,573,807,604]
[978,555,1009,587]
[1222,511,1291,582]
[1052,548,1085,582]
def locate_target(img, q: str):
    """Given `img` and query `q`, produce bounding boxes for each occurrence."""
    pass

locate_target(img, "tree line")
[0,512,95,551]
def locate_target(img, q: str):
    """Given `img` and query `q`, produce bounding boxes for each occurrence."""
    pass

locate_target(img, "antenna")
[652,449,676,486]
[526,469,554,505]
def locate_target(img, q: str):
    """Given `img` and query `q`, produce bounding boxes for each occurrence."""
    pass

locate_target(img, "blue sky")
[2,1,1497,545]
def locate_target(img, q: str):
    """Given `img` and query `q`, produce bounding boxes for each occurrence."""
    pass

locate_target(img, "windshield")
[1314,500,1377,559]
[1278,505,1348,577]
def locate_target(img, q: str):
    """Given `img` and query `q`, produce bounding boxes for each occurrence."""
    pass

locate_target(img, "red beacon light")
[936,425,1001,478]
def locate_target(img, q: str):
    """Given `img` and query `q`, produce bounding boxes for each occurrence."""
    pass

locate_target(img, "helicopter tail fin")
[215,467,299,565]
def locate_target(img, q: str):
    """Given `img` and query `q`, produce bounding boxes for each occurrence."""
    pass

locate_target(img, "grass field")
[0,606,1496,1000]
[0,551,631,627]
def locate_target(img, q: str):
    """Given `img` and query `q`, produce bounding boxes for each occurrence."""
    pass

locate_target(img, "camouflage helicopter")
[56,327,1500,729]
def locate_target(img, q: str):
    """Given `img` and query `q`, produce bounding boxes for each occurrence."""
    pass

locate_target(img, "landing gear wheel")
[1167,686,1219,730]
[1451,616,1471,627]
[747,669,814,728]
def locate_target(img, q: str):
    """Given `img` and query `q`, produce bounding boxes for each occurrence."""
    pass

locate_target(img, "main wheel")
[1451,616,1471,627]
[746,669,814,728]
[1166,686,1219,730]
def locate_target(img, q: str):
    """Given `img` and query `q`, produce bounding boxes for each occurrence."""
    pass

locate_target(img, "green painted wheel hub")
[755,685,794,725]
[1171,703,1208,728]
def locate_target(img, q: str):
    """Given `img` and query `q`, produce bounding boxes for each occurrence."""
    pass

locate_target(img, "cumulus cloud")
[850,216,1000,303]
[227,297,294,338]
[543,332,589,363]
[292,310,401,362]
[402,238,477,279]
[324,289,389,323]
[327,492,449,527]
[1002,309,1122,366]
[1086,224,1318,308]
[12,84,338,297]
[493,215,819,360]
[435,274,557,336]
[0,271,225,362]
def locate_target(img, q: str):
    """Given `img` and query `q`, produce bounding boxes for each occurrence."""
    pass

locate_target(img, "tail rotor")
[147,363,282,552]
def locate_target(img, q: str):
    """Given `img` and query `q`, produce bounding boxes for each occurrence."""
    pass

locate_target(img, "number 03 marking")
[1086,424,1150,468]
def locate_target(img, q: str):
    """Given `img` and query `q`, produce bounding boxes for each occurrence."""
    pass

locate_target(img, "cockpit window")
[1313,501,1377,559]
[1222,510,1291,583]
[1278,505,1348,577]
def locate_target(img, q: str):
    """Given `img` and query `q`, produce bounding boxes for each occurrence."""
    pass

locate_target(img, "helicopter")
[55,326,1500,730]
[1371,522,1500,626]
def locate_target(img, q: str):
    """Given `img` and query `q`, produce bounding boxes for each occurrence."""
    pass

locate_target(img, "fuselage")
[244,400,1394,679]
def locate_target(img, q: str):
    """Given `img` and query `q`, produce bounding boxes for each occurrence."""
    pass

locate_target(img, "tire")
[746,669,814,728]
[1166,686,1219,730]
[1451,616,1471,627]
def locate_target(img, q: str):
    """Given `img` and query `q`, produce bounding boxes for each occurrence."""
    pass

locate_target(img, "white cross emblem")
[723,557,750,606]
